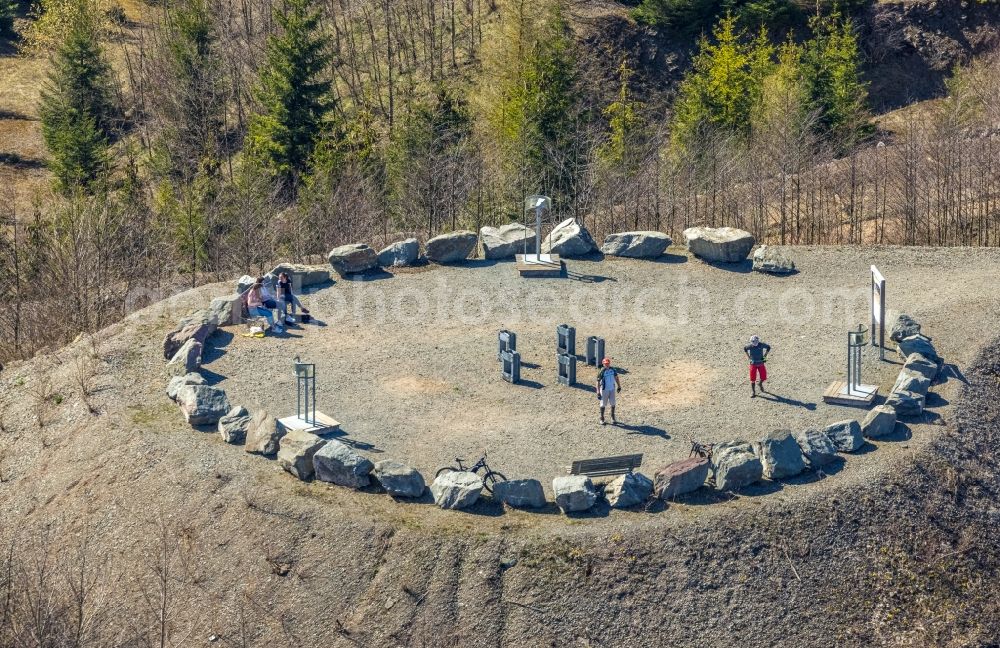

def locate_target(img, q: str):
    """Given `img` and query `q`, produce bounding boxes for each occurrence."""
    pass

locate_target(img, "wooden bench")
[568,453,643,477]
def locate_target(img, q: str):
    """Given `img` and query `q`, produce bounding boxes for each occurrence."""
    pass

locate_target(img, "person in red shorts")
[744,335,771,398]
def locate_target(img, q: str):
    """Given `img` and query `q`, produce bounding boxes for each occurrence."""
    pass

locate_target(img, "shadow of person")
[615,422,670,440]
[757,391,817,410]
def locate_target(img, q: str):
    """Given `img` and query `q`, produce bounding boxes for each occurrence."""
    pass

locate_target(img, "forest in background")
[0,0,999,362]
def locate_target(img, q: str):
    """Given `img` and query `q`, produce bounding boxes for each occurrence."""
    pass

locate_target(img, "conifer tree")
[598,58,644,169]
[246,0,332,198]
[38,3,117,193]
[1,0,17,38]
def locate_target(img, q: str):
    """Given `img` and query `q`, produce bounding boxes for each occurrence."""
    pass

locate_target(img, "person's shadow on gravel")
[757,392,817,410]
[615,423,669,440]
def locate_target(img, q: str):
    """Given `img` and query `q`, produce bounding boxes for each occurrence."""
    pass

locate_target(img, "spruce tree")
[39,5,117,193]
[1,0,17,38]
[246,0,331,197]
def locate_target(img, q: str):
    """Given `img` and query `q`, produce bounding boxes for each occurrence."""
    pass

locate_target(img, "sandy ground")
[204,246,1000,498]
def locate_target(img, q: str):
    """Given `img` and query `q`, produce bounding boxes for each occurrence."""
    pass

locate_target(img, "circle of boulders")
[158,253,946,517]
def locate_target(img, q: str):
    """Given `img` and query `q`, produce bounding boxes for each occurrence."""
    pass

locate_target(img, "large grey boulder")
[218,406,252,444]
[209,295,242,326]
[372,460,425,498]
[903,353,940,382]
[752,245,796,274]
[541,218,597,257]
[377,238,420,267]
[430,471,483,509]
[480,224,536,260]
[654,457,709,500]
[313,440,374,489]
[712,443,763,491]
[163,309,218,360]
[887,310,921,342]
[244,410,283,455]
[492,479,546,509]
[236,275,257,296]
[887,390,925,417]
[754,430,806,479]
[823,420,864,453]
[683,227,755,263]
[270,263,331,287]
[425,231,478,263]
[167,338,202,376]
[166,372,204,401]
[176,384,231,426]
[328,244,378,275]
[552,475,597,513]
[892,368,932,396]
[861,405,897,439]
[600,231,671,258]
[605,472,654,508]
[794,429,839,467]
[277,430,327,480]
[896,334,939,363]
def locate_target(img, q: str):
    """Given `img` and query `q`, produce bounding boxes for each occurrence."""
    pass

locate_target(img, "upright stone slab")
[373,460,426,498]
[540,218,597,257]
[167,338,203,376]
[794,429,839,467]
[654,457,709,500]
[166,372,204,401]
[892,368,931,396]
[430,471,483,509]
[886,390,925,416]
[236,274,257,296]
[176,385,231,426]
[277,430,327,480]
[492,479,546,509]
[163,309,218,360]
[209,295,242,326]
[313,440,374,488]
[823,420,864,453]
[896,334,939,363]
[218,406,252,444]
[480,224,536,259]
[328,243,377,276]
[752,245,796,274]
[600,231,671,258]
[754,429,806,479]
[425,231,478,263]
[861,405,897,439]
[244,410,283,455]
[712,443,763,491]
[552,475,597,513]
[903,353,940,382]
[377,238,420,267]
[683,227,755,263]
[887,311,921,342]
[605,472,654,508]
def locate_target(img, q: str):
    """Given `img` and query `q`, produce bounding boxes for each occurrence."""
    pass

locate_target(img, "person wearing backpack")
[596,358,622,425]
[744,334,771,398]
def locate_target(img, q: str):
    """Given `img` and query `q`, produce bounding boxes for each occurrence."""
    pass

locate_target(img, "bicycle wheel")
[482,471,508,494]
[435,466,458,478]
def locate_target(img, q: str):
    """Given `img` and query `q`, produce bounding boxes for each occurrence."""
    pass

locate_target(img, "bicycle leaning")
[436,452,508,494]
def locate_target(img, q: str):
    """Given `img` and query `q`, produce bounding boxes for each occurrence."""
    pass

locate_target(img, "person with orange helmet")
[596,357,621,425]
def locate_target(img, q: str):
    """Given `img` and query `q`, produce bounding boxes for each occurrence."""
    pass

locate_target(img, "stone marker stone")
[751,245,796,274]
[887,310,921,342]
[244,410,283,455]
[218,406,252,444]
[754,429,806,479]
[823,420,864,453]
[903,353,940,382]
[896,334,939,363]
[712,443,763,490]
[163,309,218,360]
[552,475,597,513]
[166,372,204,401]
[492,479,546,509]
[886,390,925,417]
[605,472,654,508]
[313,440,374,488]
[377,238,420,267]
[683,226,755,263]
[430,471,483,509]
[600,231,671,258]
[861,405,897,439]
[209,295,242,326]
[794,429,840,467]
[277,430,327,480]
[328,243,378,275]
[540,218,597,257]
[176,384,231,426]
[480,224,536,260]
[372,460,426,498]
[654,457,709,500]
[892,368,931,396]
[425,231,478,263]
[167,338,202,376]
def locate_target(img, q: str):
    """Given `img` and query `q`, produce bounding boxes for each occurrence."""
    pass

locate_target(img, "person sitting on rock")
[744,335,771,398]
[257,276,283,323]
[596,358,621,425]
[248,281,282,333]
[277,272,310,324]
